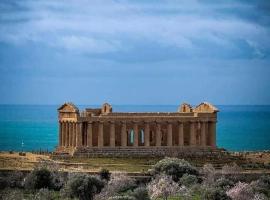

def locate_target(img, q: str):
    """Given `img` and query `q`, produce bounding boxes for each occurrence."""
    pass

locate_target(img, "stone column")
[121,122,127,147]
[201,122,206,146]
[210,121,216,147]
[189,121,196,146]
[87,122,93,147]
[133,122,139,147]
[167,123,173,146]
[76,122,82,147]
[69,122,73,147]
[110,122,115,147]
[72,122,76,147]
[156,123,161,146]
[178,122,184,146]
[144,123,150,146]
[98,122,104,147]
[58,122,61,146]
[61,122,66,147]
[65,122,69,147]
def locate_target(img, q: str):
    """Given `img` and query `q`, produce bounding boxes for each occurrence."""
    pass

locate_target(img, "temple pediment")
[58,102,79,113]
[194,102,219,113]
[178,103,193,113]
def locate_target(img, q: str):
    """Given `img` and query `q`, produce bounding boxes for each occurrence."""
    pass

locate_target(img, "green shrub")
[99,168,111,181]
[0,188,24,200]
[179,173,198,187]
[7,171,25,189]
[94,172,136,200]
[214,177,234,190]
[24,168,53,190]
[109,195,135,200]
[33,188,55,200]
[131,186,150,200]
[252,175,270,197]
[202,187,231,200]
[153,157,198,182]
[62,174,104,200]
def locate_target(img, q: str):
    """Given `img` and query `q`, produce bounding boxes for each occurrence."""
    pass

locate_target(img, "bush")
[153,157,199,182]
[62,174,104,200]
[222,163,242,175]
[202,163,216,185]
[226,182,254,200]
[203,187,231,200]
[99,168,111,181]
[131,186,150,200]
[109,196,135,200]
[252,175,270,197]
[215,177,234,190]
[33,188,55,200]
[7,171,25,188]
[0,188,24,200]
[147,175,180,200]
[24,167,53,190]
[94,172,136,200]
[179,173,198,187]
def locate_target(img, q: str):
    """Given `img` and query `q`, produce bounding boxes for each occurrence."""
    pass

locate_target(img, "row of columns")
[59,122,82,147]
[59,121,216,148]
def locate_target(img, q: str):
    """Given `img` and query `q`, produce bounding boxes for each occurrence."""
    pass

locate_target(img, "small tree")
[148,175,180,200]
[94,172,136,200]
[153,157,199,182]
[24,167,53,190]
[201,163,216,185]
[226,182,254,200]
[222,163,242,175]
[62,174,104,200]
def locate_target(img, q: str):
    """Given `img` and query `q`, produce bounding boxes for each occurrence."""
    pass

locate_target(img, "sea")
[0,105,270,152]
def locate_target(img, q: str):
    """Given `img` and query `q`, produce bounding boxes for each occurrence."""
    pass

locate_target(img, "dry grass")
[0,152,158,172]
[1,151,270,173]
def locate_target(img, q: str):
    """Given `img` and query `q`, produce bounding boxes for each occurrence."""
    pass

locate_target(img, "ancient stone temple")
[56,102,218,157]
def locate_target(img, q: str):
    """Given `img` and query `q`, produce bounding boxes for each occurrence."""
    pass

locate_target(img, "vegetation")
[152,157,199,182]
[0,157,270,200]
[61,174,104,200]
[24,167,54,190]
[98,168,111,181]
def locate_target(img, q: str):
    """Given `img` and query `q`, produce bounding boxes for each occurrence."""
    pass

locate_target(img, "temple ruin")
[56,102,218,157]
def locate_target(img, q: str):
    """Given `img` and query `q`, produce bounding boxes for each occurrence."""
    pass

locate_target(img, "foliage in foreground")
[153,157,199,182]
[1,157,270,200]
[24,167,54,190]
[61,174,104,200]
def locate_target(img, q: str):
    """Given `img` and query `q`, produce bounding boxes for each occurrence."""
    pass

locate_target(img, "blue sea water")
[0,105,270,152]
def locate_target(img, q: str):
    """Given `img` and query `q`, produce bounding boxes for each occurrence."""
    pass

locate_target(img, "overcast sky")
[0,0,270,105]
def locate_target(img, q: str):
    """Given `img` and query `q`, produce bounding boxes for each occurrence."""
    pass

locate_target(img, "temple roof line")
[58,102,218,115]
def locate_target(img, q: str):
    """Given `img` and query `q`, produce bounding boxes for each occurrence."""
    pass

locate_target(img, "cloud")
[0,0,269,59]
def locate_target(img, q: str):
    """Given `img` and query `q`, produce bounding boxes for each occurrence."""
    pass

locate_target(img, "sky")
[0,0,270,105]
